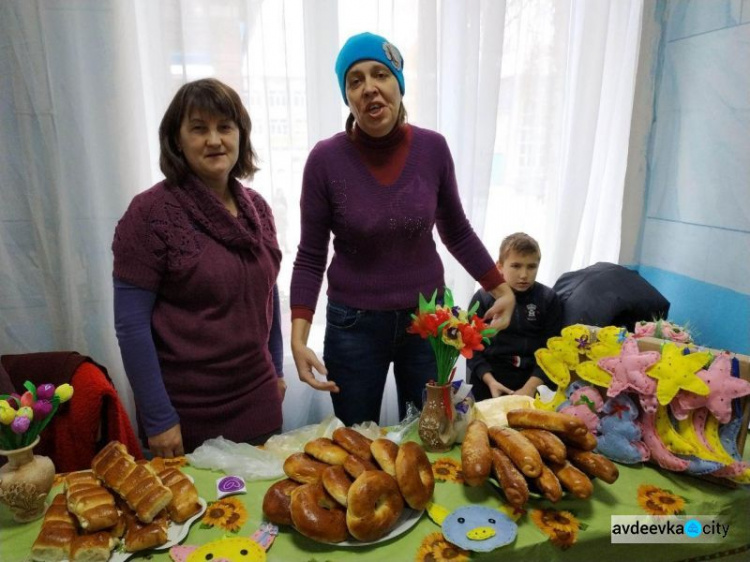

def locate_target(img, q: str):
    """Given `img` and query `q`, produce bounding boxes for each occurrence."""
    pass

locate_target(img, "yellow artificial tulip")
[55,383,74,402]
[0,406,15,425]
[17,406,34,421]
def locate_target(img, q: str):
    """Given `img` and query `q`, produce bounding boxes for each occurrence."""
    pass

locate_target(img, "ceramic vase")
[0,437,55,522]
[418,383,458,453]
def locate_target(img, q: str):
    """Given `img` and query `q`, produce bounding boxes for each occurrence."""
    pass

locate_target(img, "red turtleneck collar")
[351,123,412,186]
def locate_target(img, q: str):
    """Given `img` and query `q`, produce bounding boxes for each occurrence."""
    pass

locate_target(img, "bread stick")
[548,460,593,499]
[567,447,619,484]
[507,408,588,437]
[519,429,567,464]
[488,426,543,478]
[490,448,529,508]
[461,420,493,487]
[533,463,563,503]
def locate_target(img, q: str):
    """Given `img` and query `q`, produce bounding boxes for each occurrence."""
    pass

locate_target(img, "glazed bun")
[321,465,352,507]
[262,479,300,526]
[304,437,349,466]
[283,453,329,484]
[289,483,348,543]
[346,471,404,542]
[395,441,434,510]
[332,427,373,461]
[370,438,399,477]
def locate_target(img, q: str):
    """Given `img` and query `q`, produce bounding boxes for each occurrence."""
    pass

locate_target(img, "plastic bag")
[385,402,421,444]
[186,436,285,481]
[452,379,475,443]
[186,415,346,481]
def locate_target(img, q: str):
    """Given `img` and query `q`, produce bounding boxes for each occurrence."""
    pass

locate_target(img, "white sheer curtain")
[0,0,642,432]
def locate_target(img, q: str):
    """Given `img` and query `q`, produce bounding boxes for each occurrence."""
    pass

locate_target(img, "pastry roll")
[157,467,202,523]
[65,471,119,531]
[69,531,116,562]
[31,494,77,562]
[92,440,173,523]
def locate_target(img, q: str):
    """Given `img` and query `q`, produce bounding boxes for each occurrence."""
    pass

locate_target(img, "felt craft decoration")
[639,410,689,472]
[595,395,650,464]
[598,338,660,410]
[646,343,711,406]
[575,359,613,387]
[674,411,726,465]
[653,405,696,456]
[558,381,602,434]
[535,324,592,389]
[585,326,626,361]
[170,523,277,562]
[671,354,750,424]
[439,506,518,552]
[533,387,568,412]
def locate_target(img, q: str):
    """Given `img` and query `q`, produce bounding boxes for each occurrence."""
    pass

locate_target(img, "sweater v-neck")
[346,124,418,188]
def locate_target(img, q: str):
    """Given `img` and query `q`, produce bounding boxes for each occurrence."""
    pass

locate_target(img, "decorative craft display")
[0,381,74,449]
[427,504,518,553]
[531,323,750,486]
[170,523,277,562]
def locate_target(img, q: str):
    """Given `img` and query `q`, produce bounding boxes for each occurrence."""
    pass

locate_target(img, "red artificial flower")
[408,313,441,338]
[458,323,485,358]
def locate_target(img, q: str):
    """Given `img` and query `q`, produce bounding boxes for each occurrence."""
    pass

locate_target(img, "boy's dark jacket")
[467,282,562,387]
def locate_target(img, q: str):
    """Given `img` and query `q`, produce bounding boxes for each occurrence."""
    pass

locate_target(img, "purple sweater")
[112,176,283,452]
[290,125,501,314]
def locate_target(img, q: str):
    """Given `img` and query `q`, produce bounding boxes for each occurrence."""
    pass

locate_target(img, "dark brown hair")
[345,103,408,137]
[498,232,541,263]
[159,78,259,185]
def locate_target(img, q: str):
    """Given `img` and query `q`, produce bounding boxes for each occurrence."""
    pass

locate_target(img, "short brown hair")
[498,232,541,263]
[159,78,259,185]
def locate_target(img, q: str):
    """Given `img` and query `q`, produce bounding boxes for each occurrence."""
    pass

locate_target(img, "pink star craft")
[599,338,660,401]
[672,353,750,423]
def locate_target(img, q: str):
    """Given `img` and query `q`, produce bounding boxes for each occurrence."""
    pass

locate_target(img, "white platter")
[101,497,207,562]
[320,508,423,547]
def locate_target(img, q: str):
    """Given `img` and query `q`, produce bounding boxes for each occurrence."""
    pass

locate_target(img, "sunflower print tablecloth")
[2,438,749,562]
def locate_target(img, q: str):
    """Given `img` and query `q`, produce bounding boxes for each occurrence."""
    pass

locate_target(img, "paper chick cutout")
[170,523,277,562]
[428,503,517,553]
[672,353,750,423]
[646,343,711,406]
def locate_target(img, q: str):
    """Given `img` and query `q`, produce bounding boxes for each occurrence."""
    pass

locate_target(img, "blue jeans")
[323,301,437,426]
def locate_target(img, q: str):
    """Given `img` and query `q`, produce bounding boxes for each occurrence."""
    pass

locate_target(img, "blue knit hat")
[335,32,405,105]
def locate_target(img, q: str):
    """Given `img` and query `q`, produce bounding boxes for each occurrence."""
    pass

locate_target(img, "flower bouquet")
[408,287,497,385]
[408,288,497,452]
[0,381,74,450]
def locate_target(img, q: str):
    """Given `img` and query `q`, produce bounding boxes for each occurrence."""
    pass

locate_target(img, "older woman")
[290,32,515,426]
[113,78,285,456]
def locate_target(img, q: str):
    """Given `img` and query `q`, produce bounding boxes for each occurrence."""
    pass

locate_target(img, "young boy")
[467,232,562,401]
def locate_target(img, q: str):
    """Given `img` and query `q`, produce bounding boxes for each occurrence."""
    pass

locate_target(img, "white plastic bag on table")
[384,402,420,444]
[186,415,345,481]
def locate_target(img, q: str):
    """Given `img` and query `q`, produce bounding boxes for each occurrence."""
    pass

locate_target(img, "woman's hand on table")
[148,423,185,458]
[483,373,514,398]
[485,282,516,331]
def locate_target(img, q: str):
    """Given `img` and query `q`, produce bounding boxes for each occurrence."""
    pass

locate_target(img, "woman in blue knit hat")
[290,32,515,426]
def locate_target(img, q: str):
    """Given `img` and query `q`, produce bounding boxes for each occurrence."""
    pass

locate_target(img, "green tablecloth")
[2,436,749,562]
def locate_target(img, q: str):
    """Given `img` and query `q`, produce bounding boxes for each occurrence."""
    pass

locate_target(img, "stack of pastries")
[461,409,619,507]
[262,427,435,543]
[30,441,202,562]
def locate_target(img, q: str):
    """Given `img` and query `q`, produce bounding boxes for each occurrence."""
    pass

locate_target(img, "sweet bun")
[395,441,434,510]
[289,483,348,543]
[321,465,352,507]
[157,467,202,523]
[283,452,329,484]
[343,453,379,479]
[346,471,404,542]
[370,438,399,477]
[262,479,300,526]
[304,437,350,465]
[332,427,373,461]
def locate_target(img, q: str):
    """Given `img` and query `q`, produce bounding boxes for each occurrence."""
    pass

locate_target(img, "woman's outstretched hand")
[484,282,516,331]
[292,343,339,393]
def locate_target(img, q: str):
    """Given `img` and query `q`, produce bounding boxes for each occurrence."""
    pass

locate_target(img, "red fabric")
[45,363,144,472]
[1,353,143,472]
